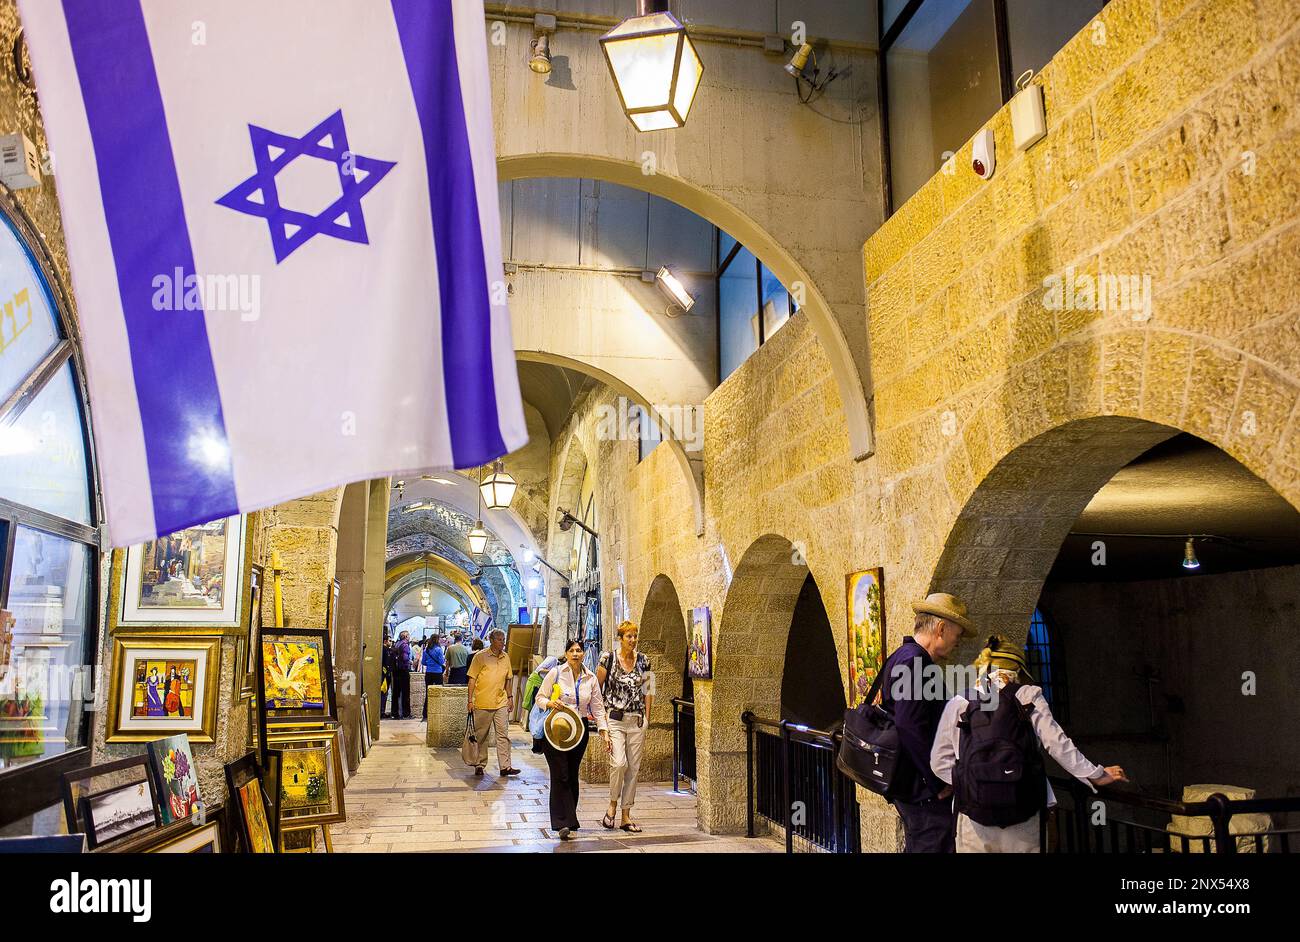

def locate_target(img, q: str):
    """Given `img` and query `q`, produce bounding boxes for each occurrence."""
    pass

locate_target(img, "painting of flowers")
[147,733,202,824]
[847,569,885,708]
[262,639,325,710]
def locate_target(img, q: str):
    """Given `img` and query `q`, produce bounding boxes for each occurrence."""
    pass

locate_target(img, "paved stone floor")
[333,718,780,854]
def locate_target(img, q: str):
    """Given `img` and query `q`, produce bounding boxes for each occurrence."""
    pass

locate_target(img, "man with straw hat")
[931,634,1128,852]
[878,592,976,852]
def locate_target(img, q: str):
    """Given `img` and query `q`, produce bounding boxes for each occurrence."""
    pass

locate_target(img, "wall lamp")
[557,507,599,540]
[529,13,556,74]
[600,0,703,131]
[648,265,695,313]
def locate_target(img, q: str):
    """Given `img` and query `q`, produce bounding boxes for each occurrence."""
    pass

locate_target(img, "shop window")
[1025,607,1068,723]
[881,0,1109,214]
[0,201,101,831]
[718,237,800,382]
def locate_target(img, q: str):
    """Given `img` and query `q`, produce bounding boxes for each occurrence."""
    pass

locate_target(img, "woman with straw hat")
[536,639,610,840]
[930,635,1127,852]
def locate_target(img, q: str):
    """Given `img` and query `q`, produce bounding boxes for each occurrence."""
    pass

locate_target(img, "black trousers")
[392,670,411,718]
[447,665,468,685]
[894,798,956,853]
[378,671,391,716]
[421,671,443,719]
[542,728,590,831]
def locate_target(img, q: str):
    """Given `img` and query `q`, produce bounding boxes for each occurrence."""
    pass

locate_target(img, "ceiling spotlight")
[528,576,541,591]
[1182,537,1200,570]
[522,547,536,564]
[783,40,838,95]
[654,266,695,312]
[480,459,518,511]
[600,0,703,132]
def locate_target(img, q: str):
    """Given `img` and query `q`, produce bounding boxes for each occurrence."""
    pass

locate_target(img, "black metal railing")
[742,712,860,853]
[1044,775,1300,854]
[670,697,695,792]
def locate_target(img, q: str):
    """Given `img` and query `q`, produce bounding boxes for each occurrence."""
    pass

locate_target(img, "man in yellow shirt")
[466,629,519,776]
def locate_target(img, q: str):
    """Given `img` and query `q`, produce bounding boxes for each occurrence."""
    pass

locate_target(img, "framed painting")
[326,578,340,667]
[146,733,204,825]
[847,568,886,708]
[147,820,222,853]
[239,564,263,699]
[81,777,160,849]
[266,727,346,827]
[61,754,157,843]
[687,606,712,679]
[106,634,221,743]
[258,627,336,725]
[118,515,247,627]
[224,752,277,853]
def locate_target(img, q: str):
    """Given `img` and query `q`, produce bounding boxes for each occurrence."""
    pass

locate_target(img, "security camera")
[972,128,995,180]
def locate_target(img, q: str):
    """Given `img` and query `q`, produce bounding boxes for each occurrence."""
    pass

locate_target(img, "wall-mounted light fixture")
[653,265,695,312]
[529,13,556,74]
[600,0,703,132]
[1182,537,1200,570]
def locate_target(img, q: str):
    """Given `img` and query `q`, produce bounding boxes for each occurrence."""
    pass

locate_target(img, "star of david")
[216,109,396,263]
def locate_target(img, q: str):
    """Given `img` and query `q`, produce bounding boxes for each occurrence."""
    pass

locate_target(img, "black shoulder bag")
[835,667,900,798]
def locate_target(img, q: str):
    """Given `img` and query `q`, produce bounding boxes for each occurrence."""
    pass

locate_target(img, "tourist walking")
[537,639,609,840]
[392,630,413,719]
[379,636,394,718]
[931,635,1128,853]
[466,629,519,777]
[446,631,470,685]
[596,621,655,833]
[421,632,446,721]
[880,592,975,853]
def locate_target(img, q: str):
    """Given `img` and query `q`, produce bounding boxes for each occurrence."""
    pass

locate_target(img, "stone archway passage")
[698,534,818,834]
[930,416,1178,648]
[637,574,689,782]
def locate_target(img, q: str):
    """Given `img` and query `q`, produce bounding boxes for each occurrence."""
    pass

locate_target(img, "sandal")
[620,822,642,833]
[601,813,616,829]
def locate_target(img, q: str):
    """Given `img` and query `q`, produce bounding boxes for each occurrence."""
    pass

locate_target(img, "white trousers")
[607,716,646,810]
[956,812,1041,853]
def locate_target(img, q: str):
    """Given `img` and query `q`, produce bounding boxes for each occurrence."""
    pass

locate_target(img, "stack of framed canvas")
[256,624,346,850]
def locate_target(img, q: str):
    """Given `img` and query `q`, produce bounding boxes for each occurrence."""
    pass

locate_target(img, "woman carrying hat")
[536,639,610,840]
[930,635,1128,852]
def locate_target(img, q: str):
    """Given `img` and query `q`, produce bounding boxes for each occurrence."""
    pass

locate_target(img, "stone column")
[361,478,389,742]
[334,481,369,772]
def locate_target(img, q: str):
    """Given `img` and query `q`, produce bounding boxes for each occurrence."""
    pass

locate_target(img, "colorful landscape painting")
[847,569,885,708]
[262,639,325,711]
[279,746,330,812]
[130,658,197,718]
[136,519,229,610]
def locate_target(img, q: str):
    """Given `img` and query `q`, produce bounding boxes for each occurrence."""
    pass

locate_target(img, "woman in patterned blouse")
[596,620,656,833]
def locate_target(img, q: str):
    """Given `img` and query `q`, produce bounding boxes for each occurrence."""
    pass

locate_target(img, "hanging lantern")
[480,459,518,511]
[600,0,703,132]
[467,522,489,556]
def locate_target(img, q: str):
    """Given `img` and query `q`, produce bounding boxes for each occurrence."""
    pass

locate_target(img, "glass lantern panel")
[605,30,681,111]
[673,37,703,121]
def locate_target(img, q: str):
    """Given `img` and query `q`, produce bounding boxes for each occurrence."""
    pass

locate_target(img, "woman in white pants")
[931,636,1126,852]
[597,620,656,833]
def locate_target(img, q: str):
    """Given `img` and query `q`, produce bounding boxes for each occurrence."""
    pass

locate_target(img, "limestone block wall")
[864,0,1300,644]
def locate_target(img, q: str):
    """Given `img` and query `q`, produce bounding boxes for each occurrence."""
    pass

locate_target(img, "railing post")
[743,710,755,839]
[830,730,844,853]
[1208,793,1236,855]
[671,698,681,794]
[781,720,793,854]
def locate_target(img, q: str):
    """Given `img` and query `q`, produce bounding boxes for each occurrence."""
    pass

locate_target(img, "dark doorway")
[779,575,846,730]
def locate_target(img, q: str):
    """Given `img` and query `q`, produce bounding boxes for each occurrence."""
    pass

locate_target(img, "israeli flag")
[20,0,526,545]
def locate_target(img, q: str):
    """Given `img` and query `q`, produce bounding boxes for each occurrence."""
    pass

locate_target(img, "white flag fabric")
[20,0,526,545]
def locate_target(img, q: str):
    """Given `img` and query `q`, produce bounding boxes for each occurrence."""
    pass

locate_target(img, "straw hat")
[910,592,976,637]
[544,700,586,752]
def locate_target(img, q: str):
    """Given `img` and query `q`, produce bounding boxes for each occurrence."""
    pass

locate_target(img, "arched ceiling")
[517,360,596,441]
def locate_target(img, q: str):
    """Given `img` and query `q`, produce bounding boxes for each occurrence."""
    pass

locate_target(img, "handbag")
[460,712,478,766]
[835,667,900,798]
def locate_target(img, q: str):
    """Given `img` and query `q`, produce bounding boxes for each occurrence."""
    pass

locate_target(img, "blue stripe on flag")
[63,0,239,536]
[391,0,506,466]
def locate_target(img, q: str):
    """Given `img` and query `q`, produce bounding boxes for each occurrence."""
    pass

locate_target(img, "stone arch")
[636,573,689,781]
[929,416,1180,650]
[519,349,705,536]
[699,533,829,833]
[500,155,872,463]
